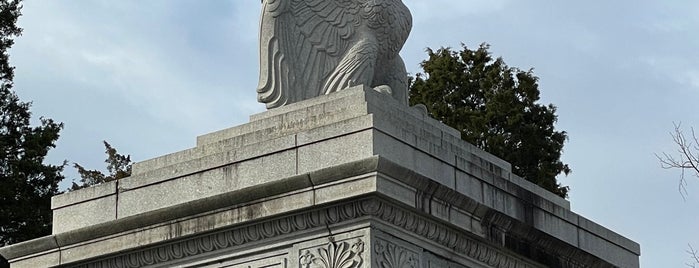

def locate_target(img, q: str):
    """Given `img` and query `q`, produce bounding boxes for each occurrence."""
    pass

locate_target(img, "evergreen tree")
[410,44,570,197]
[0,0,65,246]
[71,141,132,190]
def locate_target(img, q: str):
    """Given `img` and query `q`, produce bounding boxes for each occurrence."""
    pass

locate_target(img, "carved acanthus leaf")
[374,238,418,268]
[300,240,365,268]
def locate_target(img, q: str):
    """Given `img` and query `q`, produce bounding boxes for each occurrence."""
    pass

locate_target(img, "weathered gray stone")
[373,173,417,208]
[455,171,484,204]
[5,251,59,268]
[578,228,640,268]
[362,86,461,138]
[312,175,378,205]
[297,129,374,174]
[532,207,580,246]
[2,86,639,268]
[373,130,456,188]
[0,236,58,260]
[296,115,374,146]
[118,149,298,219]
[125,134,297,190]
[249,85,369,122]
[2,156,639,267]
[52,194,117,234]
[578,215,641,255]
[51,180,117,210]
[194,87,373,149]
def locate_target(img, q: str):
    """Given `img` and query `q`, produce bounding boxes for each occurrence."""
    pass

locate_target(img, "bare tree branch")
[688,244,699,268]
[658,124,699,267]
[656,122,699,200]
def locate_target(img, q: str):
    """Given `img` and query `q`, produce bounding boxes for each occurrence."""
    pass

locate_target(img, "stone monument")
[0,1,639,267]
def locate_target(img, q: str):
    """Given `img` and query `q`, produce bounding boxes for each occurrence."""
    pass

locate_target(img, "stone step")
[131,86,516,197]
[133,89,374,175]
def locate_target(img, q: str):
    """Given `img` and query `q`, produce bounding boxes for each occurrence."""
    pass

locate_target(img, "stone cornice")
[64,198,546,268]
[1,156,627,267]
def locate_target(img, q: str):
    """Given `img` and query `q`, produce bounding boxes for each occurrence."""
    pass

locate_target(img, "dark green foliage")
[71,141,132,190]
[0,0,65,246]
[410,44,570,197]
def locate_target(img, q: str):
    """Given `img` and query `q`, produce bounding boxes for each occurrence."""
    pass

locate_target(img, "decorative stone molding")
[363,200,538,268]
[65,198,586,268]
[373,237,419,268]
[299,240,365,268]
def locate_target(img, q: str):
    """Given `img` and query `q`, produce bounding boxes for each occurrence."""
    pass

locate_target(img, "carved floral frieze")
[69,198,542,268]
[299,240,365,268]
[374,238,419,268]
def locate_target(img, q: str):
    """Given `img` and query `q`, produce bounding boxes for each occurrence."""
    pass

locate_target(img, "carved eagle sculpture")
[258,0,412,109]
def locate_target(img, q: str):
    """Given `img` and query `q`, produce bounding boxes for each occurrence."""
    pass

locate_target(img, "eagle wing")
[258,0,362,108]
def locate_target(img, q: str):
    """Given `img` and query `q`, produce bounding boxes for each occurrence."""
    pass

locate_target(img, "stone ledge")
[3,156,638,268]
[578,215,640,255]
[18,86,639,267]
[196,86,373,147]
[51,86,575,235]
[51,180,117,210]
[122,86,521,207]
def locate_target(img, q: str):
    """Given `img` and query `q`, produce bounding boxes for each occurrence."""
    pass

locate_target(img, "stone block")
[455,155,495,186]
[198,87,370,146]
[480,182,500,211]
[501,191,526,221]
[507,173,570,210]
[413,147,455,189]
[118,149,297,219]
[532,207,579,246]
[131,147,199,175]
[366,102,461,168]
[362,87,461,138]
[448,207,475,234]
[124,134,297,190]
[312,175,378,205]
[373,130,455,189]
[52,194,117,234]
[296,115,374,146]
[51,180,117,209]
[133,130,297,178]
[578,215,640,255]
[366,102,443,144]
[297,129,374,174]
[195,116,283,147]
[429,198,451,222]
[0,236,58,261]
[6,251,60,268]
[374,174,417,208]
[455,171,484,204]
[578,228,640,268]
[250,85,368,122]
[197,125,297,156]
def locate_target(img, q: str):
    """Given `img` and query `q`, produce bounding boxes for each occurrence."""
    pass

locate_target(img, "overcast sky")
[9,1,699,266]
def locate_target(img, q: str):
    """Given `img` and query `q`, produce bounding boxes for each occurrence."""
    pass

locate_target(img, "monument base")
[0,86,639,267]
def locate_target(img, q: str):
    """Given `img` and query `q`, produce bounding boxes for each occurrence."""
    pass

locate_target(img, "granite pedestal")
[0,86,639,267]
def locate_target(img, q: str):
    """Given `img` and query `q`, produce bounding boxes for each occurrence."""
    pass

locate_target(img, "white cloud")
[13,1,264,134]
